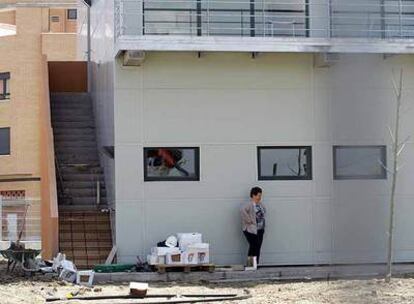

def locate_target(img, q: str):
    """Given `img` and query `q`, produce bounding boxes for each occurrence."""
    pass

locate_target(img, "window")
[257,146,312,180]
[67,9,77,20]
[0,128,10,155]
[144,147,200,181]
[51,16,60,23]
[0,72,10,100]
[333,146,387,180]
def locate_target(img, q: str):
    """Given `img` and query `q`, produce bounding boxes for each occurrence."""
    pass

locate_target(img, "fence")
[0,199,41,244]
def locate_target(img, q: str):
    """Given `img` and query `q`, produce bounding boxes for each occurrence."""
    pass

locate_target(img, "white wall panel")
[113,52,414,265]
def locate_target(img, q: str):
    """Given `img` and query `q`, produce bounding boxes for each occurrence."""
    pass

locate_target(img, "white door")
[7,213,17,241]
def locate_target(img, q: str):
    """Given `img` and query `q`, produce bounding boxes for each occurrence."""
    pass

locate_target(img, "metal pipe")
[96,180,101,205]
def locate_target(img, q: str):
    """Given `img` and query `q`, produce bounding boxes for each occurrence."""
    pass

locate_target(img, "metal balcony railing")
[115,0,414,40]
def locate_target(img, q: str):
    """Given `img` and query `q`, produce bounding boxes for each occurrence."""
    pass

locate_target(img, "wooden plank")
[105,245,117,265]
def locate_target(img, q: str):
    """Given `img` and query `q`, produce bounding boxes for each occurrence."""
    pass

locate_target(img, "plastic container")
[93,263,135,273]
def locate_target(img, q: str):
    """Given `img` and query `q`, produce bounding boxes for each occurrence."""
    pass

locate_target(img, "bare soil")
[1,261,414,304]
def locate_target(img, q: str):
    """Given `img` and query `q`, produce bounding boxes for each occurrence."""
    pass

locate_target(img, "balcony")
[115,0,414,54]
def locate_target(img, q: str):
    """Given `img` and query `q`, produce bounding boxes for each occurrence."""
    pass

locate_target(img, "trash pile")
[47,253,95,286]
[147,233,210,265]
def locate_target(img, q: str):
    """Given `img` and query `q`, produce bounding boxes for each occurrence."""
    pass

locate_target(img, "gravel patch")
[1,261,414,303]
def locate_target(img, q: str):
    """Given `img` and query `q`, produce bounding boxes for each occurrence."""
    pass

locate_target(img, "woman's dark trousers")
[243,229,265,264]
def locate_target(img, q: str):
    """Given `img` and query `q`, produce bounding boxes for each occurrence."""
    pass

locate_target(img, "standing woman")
[240,187,266,267]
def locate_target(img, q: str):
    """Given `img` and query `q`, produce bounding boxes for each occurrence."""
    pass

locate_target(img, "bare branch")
[387,126,396,143]
[391,77,400,100]
[397,143,406,156]
[378,159,393,174]
[400,135,411,145]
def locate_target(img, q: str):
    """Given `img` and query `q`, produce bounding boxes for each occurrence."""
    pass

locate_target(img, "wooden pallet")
[155,264,215,274]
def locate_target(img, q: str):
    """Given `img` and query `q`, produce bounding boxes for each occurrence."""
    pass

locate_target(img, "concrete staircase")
[51,93,112,268]
[59,210,112,269]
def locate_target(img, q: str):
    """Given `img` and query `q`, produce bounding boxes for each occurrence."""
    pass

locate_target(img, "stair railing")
[55,156,70,203]
[96,179,101,206]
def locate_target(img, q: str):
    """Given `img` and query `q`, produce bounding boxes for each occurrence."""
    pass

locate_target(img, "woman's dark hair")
[250,187,263,198]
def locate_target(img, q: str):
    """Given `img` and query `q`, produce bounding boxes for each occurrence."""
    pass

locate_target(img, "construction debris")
[129,282,148,297]
[45,291,250,303]
[148,233,212,270]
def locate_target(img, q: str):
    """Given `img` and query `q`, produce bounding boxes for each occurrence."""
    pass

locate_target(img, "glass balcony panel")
[116,0,414,39]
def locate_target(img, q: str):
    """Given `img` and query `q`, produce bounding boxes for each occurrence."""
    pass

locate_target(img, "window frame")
[257,146,313,181]
[67,9,77,20]
[0,127,10,156]
[0,72,10,101]
[143,147,200,182]
[333,145,387,180]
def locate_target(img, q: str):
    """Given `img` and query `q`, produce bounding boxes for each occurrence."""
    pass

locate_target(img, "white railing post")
[207,0,210,36]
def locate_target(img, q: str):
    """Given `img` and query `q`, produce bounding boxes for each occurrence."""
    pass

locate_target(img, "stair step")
[60,188,106,197]
[53,128,95,135]
[61,197,107,205]
[55,140,97,148]
[55,146,99,155]
[51,99,91,106]
[51,103,92,110]
[62,173,104,182]
[60,240,112,248]
[51,93,90,99]
[52,117,93,123]
[52,121,96,128]
[59,217,110,224]
[54,136,97,143]
[62,181,106,189]
[59,234,112,242]
[58,155,100,163]
[60,165,103,173]
[60,220,110,228]
[59,211,110,218]
[51,108,93,115]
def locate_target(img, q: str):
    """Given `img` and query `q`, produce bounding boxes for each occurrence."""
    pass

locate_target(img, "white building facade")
[87,0,414,265]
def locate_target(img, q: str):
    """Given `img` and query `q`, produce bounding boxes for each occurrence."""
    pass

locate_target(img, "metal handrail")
[54,157,70,203]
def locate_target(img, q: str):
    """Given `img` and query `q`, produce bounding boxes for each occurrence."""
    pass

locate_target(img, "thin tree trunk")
[385,69,403,283]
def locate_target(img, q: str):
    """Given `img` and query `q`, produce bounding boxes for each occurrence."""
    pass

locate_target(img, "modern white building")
[83,0,414,266]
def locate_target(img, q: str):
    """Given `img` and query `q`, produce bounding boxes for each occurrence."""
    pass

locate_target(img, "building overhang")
[115,35,414,57]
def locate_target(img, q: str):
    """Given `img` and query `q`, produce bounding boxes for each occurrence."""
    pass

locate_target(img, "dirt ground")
[1,261,414,304]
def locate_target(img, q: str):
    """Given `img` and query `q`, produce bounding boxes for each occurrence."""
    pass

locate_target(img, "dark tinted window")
[67,9,77,20]
[144,147,200,181]
[0,72,10,100]
[258,146,312,180]
[0,128,10,155]
[333,146,387,180]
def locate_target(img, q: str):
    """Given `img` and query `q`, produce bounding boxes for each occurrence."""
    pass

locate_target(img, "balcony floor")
[115,35,414,55]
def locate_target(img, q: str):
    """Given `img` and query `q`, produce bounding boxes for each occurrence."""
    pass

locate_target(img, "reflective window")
[144,147,200,181]
[333,146,387,180]
[67,9,77,20]
[258,146,312,180]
